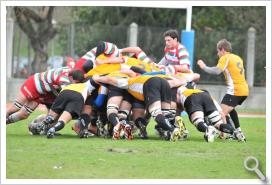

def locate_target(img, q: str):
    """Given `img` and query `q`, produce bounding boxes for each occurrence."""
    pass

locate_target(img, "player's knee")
[21,105,34,119]
[13,100,23,110]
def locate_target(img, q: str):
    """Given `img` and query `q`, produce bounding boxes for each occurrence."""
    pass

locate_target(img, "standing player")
[159,29,191,73]
[197,39,248,142]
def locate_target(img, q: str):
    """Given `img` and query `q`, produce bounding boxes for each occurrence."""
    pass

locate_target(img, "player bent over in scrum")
[6,67,83,125]
[176,86,235,142]
[42,78,99,138]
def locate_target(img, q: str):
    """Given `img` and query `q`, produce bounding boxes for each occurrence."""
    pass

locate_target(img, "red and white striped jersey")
[75,42,120,72]
[34,67,72,94]
[159,43,190,67]
[135,50,151,63]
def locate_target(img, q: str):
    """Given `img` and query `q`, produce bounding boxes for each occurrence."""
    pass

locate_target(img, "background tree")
[14,6,57,74]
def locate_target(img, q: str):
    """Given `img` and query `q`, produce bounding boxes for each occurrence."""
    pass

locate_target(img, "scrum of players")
[6,30,247,143]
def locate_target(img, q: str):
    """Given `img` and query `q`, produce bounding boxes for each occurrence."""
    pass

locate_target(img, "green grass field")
[6,111,266,179]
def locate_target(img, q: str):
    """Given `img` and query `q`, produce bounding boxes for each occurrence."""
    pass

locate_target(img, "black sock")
[79,114,90,129]
[219,124,234,134]
[54,120,65,132]
[165,113,175,126]
[196,122,208,132]
[108,113,119,126]
[225,115,235,130]
[135,117,148,128]
[155,114,174,132]
[229,109,240,129]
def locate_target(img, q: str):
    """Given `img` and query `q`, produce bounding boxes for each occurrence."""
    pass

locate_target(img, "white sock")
[236,127,241,132]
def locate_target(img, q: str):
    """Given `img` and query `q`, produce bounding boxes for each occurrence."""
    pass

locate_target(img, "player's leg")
[6,100,39,124]
[6,76,35,117]
[47,111,72,139]
[72,89,99,137]
[7,76,40,124]
[106,86,124,139]
[190,111,208,133]
[47,90,84,138]
[132,101,148,139]
[221,94,247,141]
[6,92,27,118]
[118,99,132,140]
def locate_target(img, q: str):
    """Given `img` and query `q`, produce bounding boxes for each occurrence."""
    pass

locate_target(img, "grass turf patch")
[6,111,266,179]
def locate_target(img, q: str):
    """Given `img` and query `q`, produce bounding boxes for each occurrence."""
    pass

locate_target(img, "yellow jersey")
[124,56,160,72]
[126,75,158,101]
[61,81,96,101]
[217,53,249,96]
[177,86,203,105]
[86,54,160,77]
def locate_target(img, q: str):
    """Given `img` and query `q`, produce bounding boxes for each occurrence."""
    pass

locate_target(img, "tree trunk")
[30,39,49,74]
[14,30,22,77]
[14,7,56,74]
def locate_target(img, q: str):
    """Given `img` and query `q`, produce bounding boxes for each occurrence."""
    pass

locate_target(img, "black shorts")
[51,90,84,119]
[143,77,171,107]
[221,94,247,107]
[131,98,145,109]
[171,87,178,102]
[121,91,145,109]
[107,85,126,99]
[184,92,217,117]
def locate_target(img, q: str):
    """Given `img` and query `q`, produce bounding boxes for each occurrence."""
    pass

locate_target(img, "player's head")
[82,59,94,73]
[163,29,179,49]
[70,69,85,83]
[217,39,232,57]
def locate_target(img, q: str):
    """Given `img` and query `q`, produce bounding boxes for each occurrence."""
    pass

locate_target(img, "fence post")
[128,22,138,47]
[70,23,75,57]
[6,17,14,78]
[246,27,256,87]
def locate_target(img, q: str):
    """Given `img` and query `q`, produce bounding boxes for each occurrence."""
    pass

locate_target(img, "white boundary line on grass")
[1,1,271,185]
